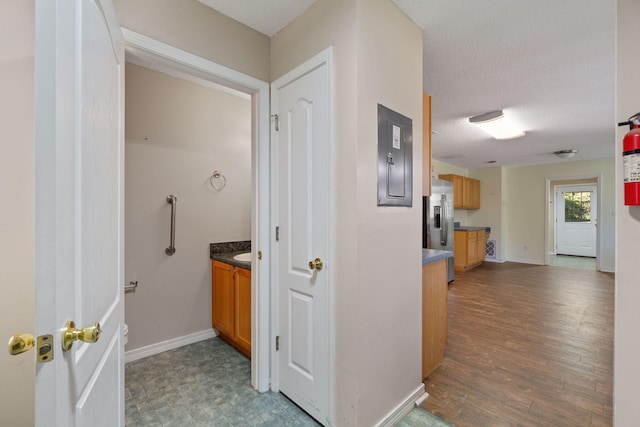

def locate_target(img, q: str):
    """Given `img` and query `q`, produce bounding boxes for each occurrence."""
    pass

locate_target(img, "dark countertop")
[211,251,252,270]
[422,249,454,265]
[210,241,252,270]
[455,226,491,233]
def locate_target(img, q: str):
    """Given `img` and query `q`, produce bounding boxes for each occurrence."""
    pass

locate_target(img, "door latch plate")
[37,335,53,363]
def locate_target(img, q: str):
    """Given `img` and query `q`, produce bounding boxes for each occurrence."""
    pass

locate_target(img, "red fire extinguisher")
[619,112,640,205]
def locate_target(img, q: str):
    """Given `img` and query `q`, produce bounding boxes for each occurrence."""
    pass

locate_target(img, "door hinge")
[275,226,280,241]
[271,114,279,131]
[276,336,280,351]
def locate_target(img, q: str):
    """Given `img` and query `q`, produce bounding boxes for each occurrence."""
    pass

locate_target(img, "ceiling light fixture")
[554,149,578,158]
[469,110,525,140]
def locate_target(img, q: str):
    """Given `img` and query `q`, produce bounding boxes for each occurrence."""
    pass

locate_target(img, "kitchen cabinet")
[454,229,486,271]
[422,258,448,379]
[211,260,251,358]
[439,174,480,209]
[423,92,432,196]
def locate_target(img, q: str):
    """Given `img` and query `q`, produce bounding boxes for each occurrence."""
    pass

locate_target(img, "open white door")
[271,49,333,425]
[556,185,597,257]
[34,1,124,425]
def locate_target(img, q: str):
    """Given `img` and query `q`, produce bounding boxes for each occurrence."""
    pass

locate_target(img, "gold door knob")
[308,258,323,271]
[62,321,101,351]
[8,333,34,355]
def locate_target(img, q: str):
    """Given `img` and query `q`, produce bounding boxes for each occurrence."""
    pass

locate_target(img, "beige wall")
[272,0,423,424]
[503,158,615,270]
[113,0,270,82]
[0,1,34,426]
[124,64,251,350]
[615,0,640,423]
[468,167,504,261]
[355,1,423,426]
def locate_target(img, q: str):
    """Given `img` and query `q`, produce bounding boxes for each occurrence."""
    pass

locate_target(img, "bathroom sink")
[233,252,251,262]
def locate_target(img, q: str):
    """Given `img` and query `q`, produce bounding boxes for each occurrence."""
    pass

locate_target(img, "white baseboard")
[125,328,217,363]
[483,258,505,263]
[599,267,615,273]
[374,384,427,427]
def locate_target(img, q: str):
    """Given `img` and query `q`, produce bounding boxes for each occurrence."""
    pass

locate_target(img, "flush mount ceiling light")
[469,110,525,140]
[554,149,578,158]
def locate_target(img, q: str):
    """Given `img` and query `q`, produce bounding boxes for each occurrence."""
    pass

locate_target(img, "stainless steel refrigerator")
[423,179,455,282]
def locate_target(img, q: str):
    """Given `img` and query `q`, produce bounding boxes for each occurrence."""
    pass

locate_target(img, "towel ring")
[209,170,226,191]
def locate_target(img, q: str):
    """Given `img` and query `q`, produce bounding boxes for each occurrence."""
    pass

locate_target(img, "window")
[564,191,591,222]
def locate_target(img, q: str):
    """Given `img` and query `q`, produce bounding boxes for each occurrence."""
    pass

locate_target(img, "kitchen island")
[422,249,453,379]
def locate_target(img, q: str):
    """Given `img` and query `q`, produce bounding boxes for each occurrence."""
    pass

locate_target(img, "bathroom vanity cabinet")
[211,260,251,358]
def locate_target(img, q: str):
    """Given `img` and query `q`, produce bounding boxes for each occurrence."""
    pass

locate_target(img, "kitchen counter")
[422,249,453,265]
[210,241,252,270]
[455,226,490,233]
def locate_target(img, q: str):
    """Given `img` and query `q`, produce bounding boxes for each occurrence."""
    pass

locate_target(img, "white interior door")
[556,185,597,257]
[272,50,332,425]
[35,1,124,425]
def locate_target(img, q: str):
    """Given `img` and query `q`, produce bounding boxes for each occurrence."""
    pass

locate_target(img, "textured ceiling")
[199,0,616,169]
[197,0,318,37]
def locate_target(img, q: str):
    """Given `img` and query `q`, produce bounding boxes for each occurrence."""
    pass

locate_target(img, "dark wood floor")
[422,262,614,426]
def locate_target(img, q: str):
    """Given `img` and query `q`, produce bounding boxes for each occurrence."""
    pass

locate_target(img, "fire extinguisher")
[619,112,640,206]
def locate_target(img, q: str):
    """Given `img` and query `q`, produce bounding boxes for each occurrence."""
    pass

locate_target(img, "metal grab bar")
[166,195,177,255]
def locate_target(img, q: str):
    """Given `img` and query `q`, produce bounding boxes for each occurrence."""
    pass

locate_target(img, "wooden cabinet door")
[212,260,235,337]
[439,174,464,208]
[454,230,467,270]
[463,178,480,209]
[234,267,252,357]
[423,93,432,196]
[467,231,478,264]
[422,259,448,379]
[462,178,473,209]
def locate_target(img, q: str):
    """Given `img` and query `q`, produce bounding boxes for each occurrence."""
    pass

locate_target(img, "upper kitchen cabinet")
[463,177,480,209]
[439,174,480,209]
[423,93,432,196]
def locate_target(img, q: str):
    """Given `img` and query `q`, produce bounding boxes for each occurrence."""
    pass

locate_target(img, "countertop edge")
[211,252,252,270]
[422,249,454,265]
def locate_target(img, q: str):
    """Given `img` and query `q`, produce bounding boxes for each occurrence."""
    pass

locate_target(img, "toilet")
[123,323,129,345]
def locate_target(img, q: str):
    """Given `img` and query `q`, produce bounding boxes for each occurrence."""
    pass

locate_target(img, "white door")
[556,185,597,257]
[272,50,332,425]
[34,1,124,425]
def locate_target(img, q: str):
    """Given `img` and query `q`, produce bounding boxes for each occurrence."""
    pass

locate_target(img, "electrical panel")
[377,104,413,207]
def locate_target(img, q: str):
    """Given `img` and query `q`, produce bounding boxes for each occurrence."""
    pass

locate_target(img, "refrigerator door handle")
[441,194,448,246]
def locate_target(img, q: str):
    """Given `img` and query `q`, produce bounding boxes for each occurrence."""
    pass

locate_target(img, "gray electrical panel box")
[377,104,413,207]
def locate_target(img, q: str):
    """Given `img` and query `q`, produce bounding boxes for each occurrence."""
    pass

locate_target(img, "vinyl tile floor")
[125,337,445,426]
[125,337,320,426]
[549,254,597,269]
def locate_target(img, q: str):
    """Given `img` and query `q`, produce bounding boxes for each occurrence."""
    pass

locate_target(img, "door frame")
[122,29,271,391]
[554,183,597,257]
[269,48,335,424]
[544,174,602,270]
